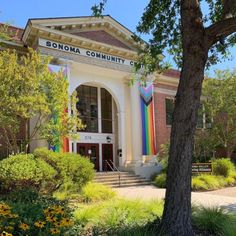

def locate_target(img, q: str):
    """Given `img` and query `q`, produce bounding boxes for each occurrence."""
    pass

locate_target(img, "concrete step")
[94,174,142,180]
[94,178,149,185]
[94,176,147,183]
[108,182,151,188]
[94,171,151,187]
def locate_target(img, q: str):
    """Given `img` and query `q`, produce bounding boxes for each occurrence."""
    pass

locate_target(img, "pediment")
[23,16,141,52]
[67,30,132,50]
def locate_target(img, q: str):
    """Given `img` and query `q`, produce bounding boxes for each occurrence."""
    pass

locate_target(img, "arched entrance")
[74,84,119,171]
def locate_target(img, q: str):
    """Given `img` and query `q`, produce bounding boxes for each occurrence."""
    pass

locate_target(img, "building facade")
[0,16,180,175]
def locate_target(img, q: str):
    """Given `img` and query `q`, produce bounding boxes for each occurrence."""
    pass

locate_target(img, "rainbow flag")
[48,65,69,153]
[139,82,157,155]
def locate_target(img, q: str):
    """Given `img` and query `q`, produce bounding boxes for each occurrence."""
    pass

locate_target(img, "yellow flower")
[0,209,11,216]
[19,223,30,231]
[46,215,57,223]
[0,231,13,236]
[34,221,46,228]
[53,206,65,215]
[0,203,11,210]
[60,218,74,227]
[50,228,60,235]
[44,208,53,216]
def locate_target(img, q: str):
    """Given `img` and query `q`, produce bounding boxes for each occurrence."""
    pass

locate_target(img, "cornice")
[23,24,138,60]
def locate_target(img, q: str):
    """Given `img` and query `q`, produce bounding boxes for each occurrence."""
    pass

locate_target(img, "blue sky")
[1,0,235,76]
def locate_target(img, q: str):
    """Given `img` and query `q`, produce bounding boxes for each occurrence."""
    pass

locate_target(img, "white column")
[130,83,142,164]
[97,86,102,133]
[117,111,126,167]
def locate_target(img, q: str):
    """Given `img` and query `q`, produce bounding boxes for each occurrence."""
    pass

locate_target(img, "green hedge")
[0,154,57,191]
[0,148,95,194]
[34,148,95,193]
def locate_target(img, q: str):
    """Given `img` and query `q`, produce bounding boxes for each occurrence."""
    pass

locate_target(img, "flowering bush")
[0,188,75,236]
[0,202,74,236]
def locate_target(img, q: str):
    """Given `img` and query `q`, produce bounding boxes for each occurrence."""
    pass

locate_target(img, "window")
[165,98,174,126]
[76,85,98,133]
[101,88,113,133]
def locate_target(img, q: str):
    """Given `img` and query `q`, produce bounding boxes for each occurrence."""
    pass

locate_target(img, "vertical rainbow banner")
[48,65,69,153]
[139,82,157,155]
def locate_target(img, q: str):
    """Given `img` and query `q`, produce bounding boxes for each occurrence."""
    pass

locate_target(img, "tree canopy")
[0,49,82,154]
[202,69,236,158]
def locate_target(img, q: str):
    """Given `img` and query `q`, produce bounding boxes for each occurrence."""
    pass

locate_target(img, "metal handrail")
[104,160,121,187]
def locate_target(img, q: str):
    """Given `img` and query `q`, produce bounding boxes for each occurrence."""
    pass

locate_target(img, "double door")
[77,143,113,171]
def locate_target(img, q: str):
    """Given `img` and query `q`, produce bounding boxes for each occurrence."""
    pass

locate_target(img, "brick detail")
[163,69,180,78]
[154,90,175,153]
[0,23,23,42]
[72,30,132,50]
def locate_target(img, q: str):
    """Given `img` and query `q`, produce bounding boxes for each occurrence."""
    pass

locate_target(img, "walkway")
[114,186,236,213]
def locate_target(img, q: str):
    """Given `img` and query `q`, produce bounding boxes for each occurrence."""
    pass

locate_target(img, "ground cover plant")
[154,158,236,191]
[73,198,164,235]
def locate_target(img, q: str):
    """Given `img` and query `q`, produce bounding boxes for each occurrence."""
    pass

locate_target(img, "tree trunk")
[160,3,208,235]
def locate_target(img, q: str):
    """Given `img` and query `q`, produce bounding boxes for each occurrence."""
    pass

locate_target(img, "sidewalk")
[114,185,236,213]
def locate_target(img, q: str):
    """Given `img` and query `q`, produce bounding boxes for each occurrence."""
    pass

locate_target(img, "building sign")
[192,163,212,173]
[39,38,137,67]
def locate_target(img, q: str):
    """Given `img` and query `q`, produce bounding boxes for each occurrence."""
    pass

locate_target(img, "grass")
[192,206,236,236]
[80,182,116,203]
[73,198,163,233]
[155,172,236,191]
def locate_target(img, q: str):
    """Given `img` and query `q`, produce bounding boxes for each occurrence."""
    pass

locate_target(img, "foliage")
[192,206,236,236]
[201,70,236,158]
[157,142,169,173]
[73,198,163,234]
[154,173,166,188]
[212,158,235,177]
[34,148,95,193]
[192,177,209,191]
[155,157,236,190]
[0,49,83,153]
[0,188,73,236]
[192,175,224,191]
[0,154,57,192]
[80,182,116,203]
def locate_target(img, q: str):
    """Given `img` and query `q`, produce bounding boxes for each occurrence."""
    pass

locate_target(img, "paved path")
[114,186,236,213]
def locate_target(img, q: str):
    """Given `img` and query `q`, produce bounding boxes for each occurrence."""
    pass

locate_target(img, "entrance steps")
[94,171,151,188]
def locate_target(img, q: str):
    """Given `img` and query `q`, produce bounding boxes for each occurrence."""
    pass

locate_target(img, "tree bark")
[160,1,208,235]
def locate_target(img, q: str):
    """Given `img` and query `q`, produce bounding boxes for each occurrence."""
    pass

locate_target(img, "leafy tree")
[92,1,236,235]
[0,49,83,154]
[202,69,236,158]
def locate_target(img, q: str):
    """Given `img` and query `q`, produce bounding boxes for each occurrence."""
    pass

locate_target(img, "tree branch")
[206,17,236,46]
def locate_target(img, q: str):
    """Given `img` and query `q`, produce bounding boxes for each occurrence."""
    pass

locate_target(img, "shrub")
[212,158,235,177]
[34,148,95,193]
[192,206,236,236]
[192,176,209,191]
[0,154,57,192]
[80,182,116,203]
[154,173,166,188]
[192,175,226,191]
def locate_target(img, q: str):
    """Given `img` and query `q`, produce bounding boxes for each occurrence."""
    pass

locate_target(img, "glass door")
[77,143,99,171]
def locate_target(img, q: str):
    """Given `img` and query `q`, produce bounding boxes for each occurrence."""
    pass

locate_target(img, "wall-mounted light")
[106,136,111,143]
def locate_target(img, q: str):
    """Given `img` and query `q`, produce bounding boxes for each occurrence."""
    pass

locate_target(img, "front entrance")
[77,143,99,171]
[102,144,113,171]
